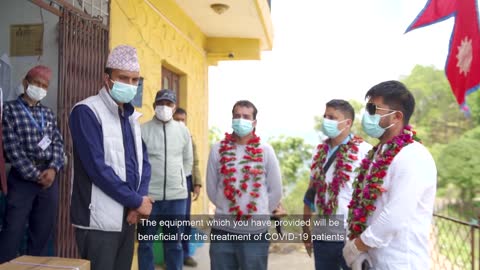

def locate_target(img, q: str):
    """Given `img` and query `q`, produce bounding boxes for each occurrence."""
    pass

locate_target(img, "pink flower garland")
[311,136,363,216]
[347,126,419,240]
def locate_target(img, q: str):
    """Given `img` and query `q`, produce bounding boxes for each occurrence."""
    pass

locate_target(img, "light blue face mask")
[322,118,347,138]
[361,112,396,138]
[109,80,138,103]
[232,118,254,137]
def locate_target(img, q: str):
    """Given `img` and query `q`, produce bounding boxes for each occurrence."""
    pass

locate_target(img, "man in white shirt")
[303,99,371,270]
[343,80,437,270]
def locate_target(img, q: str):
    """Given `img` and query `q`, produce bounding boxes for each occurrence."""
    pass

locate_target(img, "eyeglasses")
[366,103,396,115]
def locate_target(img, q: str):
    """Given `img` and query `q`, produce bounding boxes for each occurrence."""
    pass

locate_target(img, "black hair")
[232,100,258,120]
[365,80,415,125]
[326,99,355,124]
[105,68,113,77]
[175,108,187,115]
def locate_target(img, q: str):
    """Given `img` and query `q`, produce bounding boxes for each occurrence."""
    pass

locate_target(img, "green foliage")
[209,126,222,147]
[269,136,312,188]
[436,127,480,204]
[282,171,310,215]
[434,217,474,268]
[401,65,480,214]
[462,124,480,140]
[402,65,474,146]
[467,90,480,125]
[269,136,312,215]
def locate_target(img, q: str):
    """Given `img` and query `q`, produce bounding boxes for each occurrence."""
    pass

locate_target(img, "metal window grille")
[67,0,109,25]
[56,8,109,257]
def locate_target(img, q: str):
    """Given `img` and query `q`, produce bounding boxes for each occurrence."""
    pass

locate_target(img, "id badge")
[38,136,52,151]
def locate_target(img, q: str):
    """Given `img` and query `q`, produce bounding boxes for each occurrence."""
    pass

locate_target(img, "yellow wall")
[110,1,270,267]
[110,1,210,268]
[110,0,209,217]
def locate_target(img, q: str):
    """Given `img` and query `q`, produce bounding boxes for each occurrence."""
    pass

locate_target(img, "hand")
[343,239,364,267]
[38,168,56,189]
[351,253,373,270]
[192,185,201,201]
[272,204,287,218]
[303,234,312,257]
[137,196,154,216]
[354,237,370,252]
[126,209,140,225]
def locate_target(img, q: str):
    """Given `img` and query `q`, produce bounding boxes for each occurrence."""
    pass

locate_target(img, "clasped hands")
[127,196,154,225]
[37,168,56,189]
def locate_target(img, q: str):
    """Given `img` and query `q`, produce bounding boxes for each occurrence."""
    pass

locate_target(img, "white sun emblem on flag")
[456,37,473,76]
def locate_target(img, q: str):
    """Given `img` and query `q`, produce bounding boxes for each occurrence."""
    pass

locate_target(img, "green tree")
[269,136,312,188]
[401,65,479,219]
[209,126,222,147]
[282,171,310,215]
[436,126,480,209]
[269,136,313,215]
[402,65,474,145]
[466,90,480,125]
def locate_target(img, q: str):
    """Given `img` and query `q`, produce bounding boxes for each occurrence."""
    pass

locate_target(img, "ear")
[346,118,353,128]
[395,110,403,120]
[104,74,112,90]
[22,79,28,91]
[252,119,257,128]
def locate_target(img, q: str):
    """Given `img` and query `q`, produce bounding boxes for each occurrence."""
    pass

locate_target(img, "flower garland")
[311,136,363,216]
[219,133,264,220]
[347,126,420,240]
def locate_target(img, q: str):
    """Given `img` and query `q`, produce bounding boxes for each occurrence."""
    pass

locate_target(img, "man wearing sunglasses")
[302,99,372,270]
[343,80,437,270]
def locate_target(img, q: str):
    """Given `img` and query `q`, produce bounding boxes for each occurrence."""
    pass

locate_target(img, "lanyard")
[17,99,44,133]
[327,134,352,159]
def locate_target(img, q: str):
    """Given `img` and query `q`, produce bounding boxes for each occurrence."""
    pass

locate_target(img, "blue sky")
[208,0,475,145]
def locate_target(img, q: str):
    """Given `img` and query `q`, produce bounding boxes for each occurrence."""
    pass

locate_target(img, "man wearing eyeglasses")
[343,80,437,270]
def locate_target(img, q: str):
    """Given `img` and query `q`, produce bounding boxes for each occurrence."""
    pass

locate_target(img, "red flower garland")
[347,126,419,240]
[311,136,363,216]
[219,133,264,220]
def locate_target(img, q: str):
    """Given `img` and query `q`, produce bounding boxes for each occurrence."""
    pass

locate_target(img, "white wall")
[0,0,59,114]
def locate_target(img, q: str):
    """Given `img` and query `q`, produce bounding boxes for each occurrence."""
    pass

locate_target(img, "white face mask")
[26,84,47,101]
[155,105,173,122]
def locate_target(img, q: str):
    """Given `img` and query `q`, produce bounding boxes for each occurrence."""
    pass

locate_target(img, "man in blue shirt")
[69,45,152,270]
[0,65,65,262]
[303,99,372,270]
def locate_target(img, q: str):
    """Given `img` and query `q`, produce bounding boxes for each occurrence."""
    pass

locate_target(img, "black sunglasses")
[366,103,396,115]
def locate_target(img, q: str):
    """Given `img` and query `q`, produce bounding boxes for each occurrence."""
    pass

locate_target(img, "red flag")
[406,0,480,112]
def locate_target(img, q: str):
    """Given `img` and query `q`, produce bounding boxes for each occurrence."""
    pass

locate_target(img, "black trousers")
[75,209,135,270]
[0,167,58,263]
